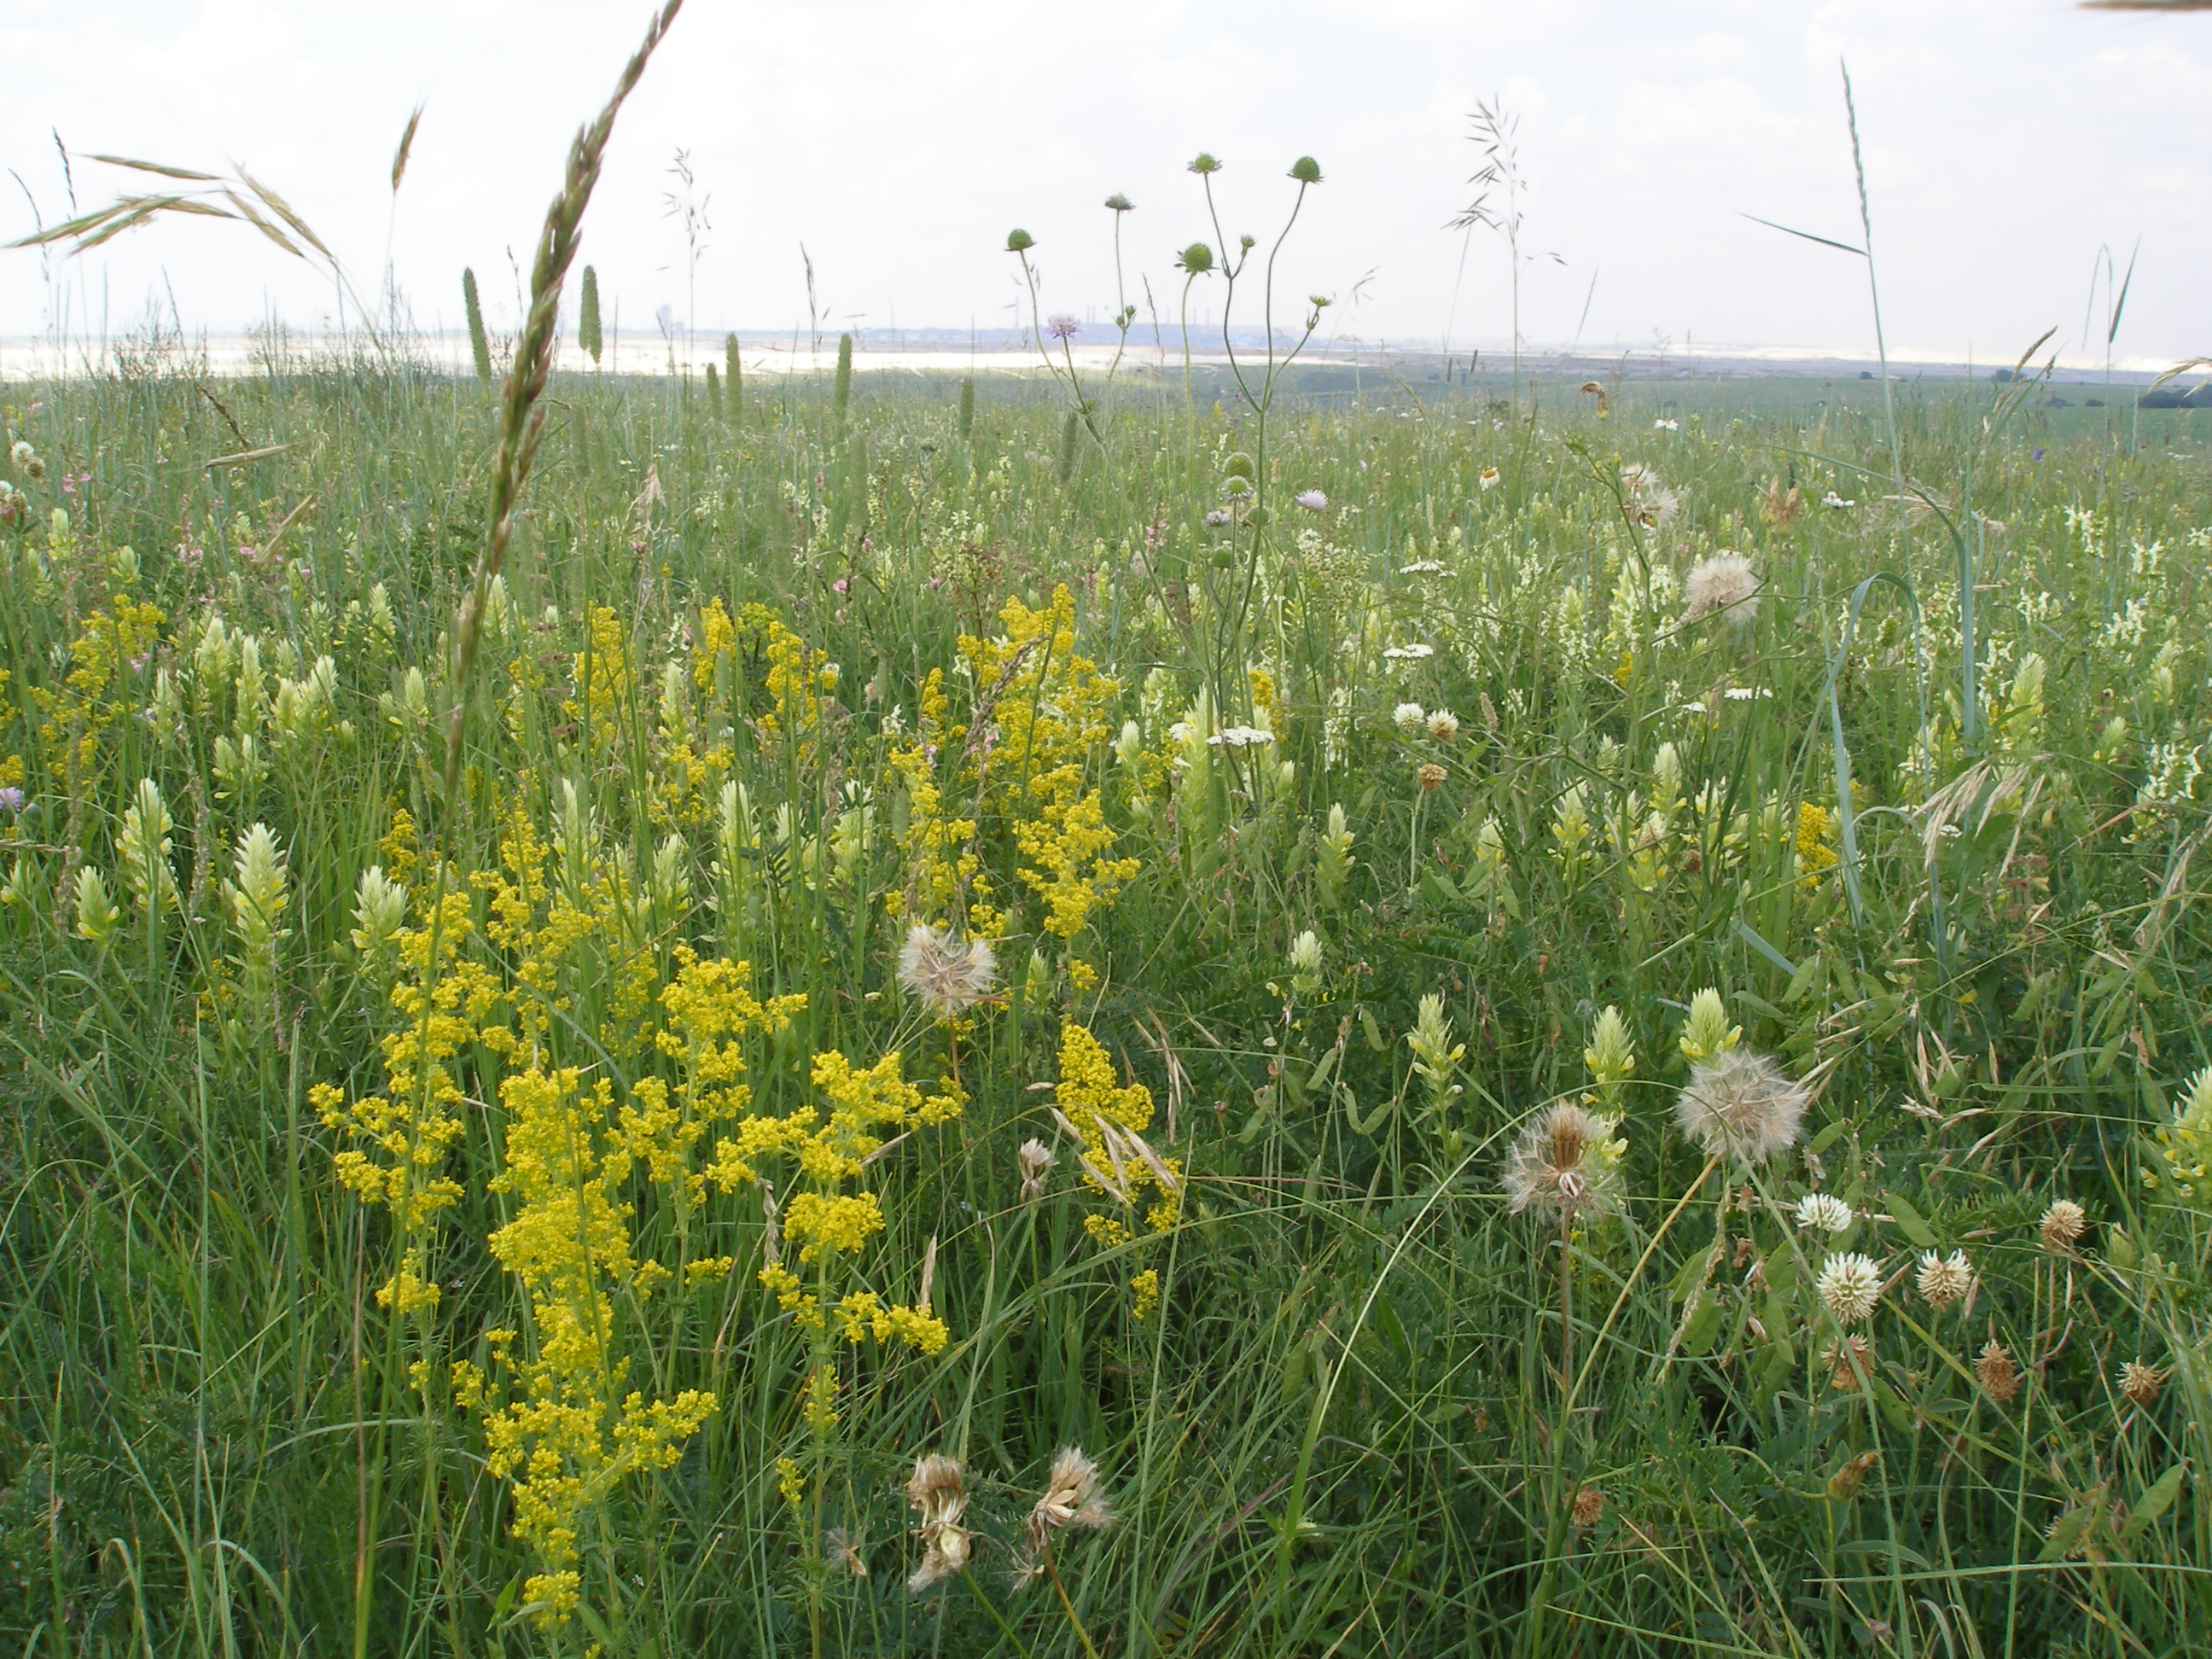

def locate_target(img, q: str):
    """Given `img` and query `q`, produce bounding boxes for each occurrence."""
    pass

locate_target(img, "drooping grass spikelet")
[463,266,492,383]
[443,0,685,799]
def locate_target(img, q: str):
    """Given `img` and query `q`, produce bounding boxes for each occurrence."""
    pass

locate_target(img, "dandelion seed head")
[899,924,998,1020]
[1674,1047,1806,1164]
[1682,552,1761,628]
[1502,1102,1626,1223]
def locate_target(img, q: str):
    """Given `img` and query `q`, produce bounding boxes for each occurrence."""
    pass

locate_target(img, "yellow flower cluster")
[475,1062,719,1624]
[889,585,1138,952]
[315,888,506,1313]
[1795,801,1838,888]
[28,590,165,783]
[1055,1020,1182,1245]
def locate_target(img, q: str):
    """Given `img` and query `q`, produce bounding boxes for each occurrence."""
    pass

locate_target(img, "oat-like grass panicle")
[444,0,686,800]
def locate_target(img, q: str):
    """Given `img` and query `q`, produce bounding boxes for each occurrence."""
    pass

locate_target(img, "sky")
[1,1,2206,370]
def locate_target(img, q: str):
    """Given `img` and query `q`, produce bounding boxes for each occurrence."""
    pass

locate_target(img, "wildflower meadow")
[4,9,2212,1656]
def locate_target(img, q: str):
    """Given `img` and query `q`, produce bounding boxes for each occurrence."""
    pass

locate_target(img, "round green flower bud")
[1176,242,1214,275]
[1188,152,1223,176]
[1103,193,1133,212]
[1243,504,1272,528]
[1288,156,1324,184]
[1005,228,1035,253]
[1223,451,1254,480]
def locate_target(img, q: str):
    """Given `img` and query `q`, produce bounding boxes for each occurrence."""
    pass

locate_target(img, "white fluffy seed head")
[1674,1048,1808,1165]
[898,923,998,1020]
[1682,551,1761,627]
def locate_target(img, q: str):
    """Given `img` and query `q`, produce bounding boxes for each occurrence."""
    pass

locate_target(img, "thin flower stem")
[1042,1549,1102,1659]
[957,1566,1035,1659]
[1567,1153,1720,1417]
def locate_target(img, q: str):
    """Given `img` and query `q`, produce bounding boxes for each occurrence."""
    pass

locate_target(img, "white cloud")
[0,0,2204,363]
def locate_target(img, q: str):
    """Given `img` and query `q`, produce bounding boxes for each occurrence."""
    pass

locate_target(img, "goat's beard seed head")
[1674,1048,1808,1165]
[898,924,998,1020]
[1682,551,1761,627]
[1502,1103,1622,1222]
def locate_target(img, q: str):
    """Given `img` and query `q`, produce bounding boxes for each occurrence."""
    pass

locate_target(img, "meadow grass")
[0,330,2209,1658]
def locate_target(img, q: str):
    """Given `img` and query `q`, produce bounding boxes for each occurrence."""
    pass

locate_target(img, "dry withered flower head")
[1017,1137,1057,1204]
[1570,1484,1605,1528]
[1976,1340,2021,1405]
[1825,1336,1875,1392]
[1026,1446,1112,1555]
[2039,1199,2087,1252]
[905,1453,972,1592]
[2118,1359,2168,1409]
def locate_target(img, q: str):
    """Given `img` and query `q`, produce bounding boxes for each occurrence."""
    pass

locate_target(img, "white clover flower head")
[1674,1048,1807,1165]
[1393,701,1426,734]
[1382,643,1435,661]
[1682,552,1761,628]
[9,440,32,468]
[899,923,998,1020]
[1917,1249,1972,1310]
[1426,708,1460,742]
[1295,489,1328,511]
[1815,1251,1883,1324]
[1796,1192,1854,1236]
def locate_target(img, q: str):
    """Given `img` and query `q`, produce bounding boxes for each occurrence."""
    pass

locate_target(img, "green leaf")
[2038,1507,2090,1563]
[1670,1248,1712,1303]
[1680,1293,1724,1355]
[1884,1190,1936,1249]
[2122,1464,2186,1541]
[1811,1120,1848,1155]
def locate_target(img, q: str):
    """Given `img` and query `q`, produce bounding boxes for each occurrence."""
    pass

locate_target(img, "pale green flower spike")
[1678,987,1741,1063]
